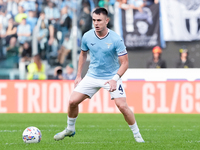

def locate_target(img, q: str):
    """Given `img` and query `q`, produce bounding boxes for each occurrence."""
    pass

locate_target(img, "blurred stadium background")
[0,0,200,149]
[0,0,200,79]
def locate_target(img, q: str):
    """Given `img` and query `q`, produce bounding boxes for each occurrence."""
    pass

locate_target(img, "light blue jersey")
[81,29,127,80]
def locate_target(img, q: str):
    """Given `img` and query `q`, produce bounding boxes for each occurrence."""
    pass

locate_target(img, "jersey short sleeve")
[81,34,89,51]
[115,37,127,57]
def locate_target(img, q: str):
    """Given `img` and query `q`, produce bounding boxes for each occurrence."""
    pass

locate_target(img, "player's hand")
[74,76,82,88]
[104,80,117,92]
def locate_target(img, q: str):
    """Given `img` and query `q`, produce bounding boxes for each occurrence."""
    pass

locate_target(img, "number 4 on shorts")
[118,85,123,92]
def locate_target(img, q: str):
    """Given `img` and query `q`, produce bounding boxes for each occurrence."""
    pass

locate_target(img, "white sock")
[66,116,77,131]
[129,122,139,135]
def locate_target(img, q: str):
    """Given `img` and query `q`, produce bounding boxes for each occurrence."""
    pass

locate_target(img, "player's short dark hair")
[93,7,108,16]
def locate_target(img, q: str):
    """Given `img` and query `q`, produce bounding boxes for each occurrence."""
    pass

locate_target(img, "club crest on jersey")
[106,43,112,48]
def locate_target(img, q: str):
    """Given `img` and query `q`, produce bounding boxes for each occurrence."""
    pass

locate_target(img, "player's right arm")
[74,50,87,87]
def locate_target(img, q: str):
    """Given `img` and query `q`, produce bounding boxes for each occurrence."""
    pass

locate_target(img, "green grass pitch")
[0,114,200,150]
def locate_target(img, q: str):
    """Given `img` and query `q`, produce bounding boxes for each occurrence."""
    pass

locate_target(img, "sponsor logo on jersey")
[106,43,112,48]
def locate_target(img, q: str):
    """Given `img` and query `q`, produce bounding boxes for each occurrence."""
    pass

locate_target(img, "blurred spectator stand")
[36,18,49,56]
[56,33,73,66]
[15,6,27,23]
[5,17,17,46]
[53,66,63,80]
[44,1,60,25]
[26,10,38,33]
[146,46,167,68]
[17,18,31,45]
[78,5,92,36]
[58,6,72,45]
[0,37,19,68]
[20,41,32,62]
[144,0,159,6]
[19,0,36,14]
[6,0,18,17]
[63,63,76,80]
[175,48,194,68]
[27,54,47,80]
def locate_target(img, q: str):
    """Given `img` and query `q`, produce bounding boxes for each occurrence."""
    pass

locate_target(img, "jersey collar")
[94,29,110,40]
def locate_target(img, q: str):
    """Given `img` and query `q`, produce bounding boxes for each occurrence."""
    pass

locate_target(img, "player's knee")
[117,103,128,112]
[69,99,79,108]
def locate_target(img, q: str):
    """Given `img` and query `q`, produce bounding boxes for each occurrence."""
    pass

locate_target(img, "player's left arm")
[115,37,128,77]
[117,53,129,77]
[105,52,128,92]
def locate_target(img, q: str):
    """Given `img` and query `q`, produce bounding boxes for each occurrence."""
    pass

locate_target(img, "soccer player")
[54,7,144,143]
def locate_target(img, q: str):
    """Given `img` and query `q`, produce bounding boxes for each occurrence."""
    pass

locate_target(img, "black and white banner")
[120,4,160,49]
[160,0,200,41]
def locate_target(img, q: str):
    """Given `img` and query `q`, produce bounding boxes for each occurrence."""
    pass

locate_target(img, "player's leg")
[68,91,89,118]
[54,91,88,141]
[67,91,89,130]
[104,78,144,143]
[114,98,144,143]
[114,97,135,124]
[54,76,100,141]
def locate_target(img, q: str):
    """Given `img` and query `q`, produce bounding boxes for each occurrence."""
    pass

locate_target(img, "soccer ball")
[22,126,42,143]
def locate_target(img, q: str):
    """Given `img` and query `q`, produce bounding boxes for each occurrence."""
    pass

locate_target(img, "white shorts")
[74,76,126,99]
